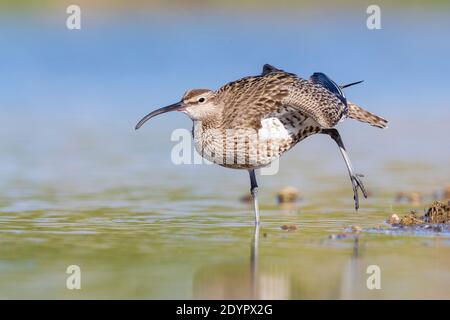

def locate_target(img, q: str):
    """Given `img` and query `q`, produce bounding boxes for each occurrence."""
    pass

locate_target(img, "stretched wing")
[310,72,347,106]
[219,71,347,130]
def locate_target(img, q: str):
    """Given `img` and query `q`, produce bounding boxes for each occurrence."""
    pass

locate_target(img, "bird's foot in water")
[351,173,367,210]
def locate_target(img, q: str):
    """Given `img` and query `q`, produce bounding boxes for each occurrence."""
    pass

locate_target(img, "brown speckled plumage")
[193,69,352,169]
[135,64,389,216]
[219,71,346,130]
[347,102,388,129]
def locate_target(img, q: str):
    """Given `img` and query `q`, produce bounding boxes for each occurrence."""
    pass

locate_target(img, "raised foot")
[351,173,368,210]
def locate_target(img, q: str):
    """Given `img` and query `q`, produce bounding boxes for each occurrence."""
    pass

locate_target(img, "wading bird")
[135,64,388,225]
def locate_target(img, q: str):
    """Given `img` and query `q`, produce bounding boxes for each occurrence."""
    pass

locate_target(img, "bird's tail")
[347,102,388,129]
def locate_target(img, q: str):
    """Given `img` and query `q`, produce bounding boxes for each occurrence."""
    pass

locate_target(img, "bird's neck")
[193,109,223,130]
[192,117,220,135]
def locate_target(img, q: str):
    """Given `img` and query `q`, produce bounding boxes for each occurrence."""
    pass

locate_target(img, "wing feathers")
[310,72,347,105]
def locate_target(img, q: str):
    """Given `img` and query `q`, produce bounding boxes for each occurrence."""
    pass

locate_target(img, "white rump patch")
[258,117,291,140]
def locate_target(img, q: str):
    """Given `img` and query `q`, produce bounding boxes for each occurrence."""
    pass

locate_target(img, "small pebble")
[277,186,300,204]
[281,224,298,231]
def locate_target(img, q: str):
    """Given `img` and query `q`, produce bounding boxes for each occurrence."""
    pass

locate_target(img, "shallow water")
[0,9,450,299]
[1,116,449,299]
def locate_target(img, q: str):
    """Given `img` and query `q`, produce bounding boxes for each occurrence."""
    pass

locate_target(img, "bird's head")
[135,89,218,130]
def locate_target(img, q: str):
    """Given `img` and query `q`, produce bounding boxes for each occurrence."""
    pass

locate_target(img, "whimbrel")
[135,64,388,225]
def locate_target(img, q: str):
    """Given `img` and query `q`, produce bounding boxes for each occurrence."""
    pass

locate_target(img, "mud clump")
[423,201,450,224]
[399,212,424,226]
[281,224,298,231]
[388,201,450,226]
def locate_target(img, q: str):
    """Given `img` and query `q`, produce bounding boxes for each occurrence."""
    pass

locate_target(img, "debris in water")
[388,201,449,226]
[329,233,349,240]
[330,226,362,239]
[399,211,424,225]
[423,201,450,224]
[281,224,298,231]
[277,186,300,204]
[387,213,400,224]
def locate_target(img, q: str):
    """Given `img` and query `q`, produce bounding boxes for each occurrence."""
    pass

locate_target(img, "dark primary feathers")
[310,72,347,106]
[309,71,388,129]
[340,80,364,89]
[262,64,284,75]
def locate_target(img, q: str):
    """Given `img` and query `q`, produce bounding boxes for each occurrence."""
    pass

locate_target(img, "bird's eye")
[198,97,206,103]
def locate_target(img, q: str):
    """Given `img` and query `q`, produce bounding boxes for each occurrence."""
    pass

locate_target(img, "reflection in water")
[339,236,363,299]
[193,225,290,299]
[250,224,259,299]
[192,226,261,299]
[190,221,450,299]
[193,229,369,299]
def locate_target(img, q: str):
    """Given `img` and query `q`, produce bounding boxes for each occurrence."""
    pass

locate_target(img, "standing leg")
[321,129,368,210]
[250,222,260,298]
[248,169,260,225]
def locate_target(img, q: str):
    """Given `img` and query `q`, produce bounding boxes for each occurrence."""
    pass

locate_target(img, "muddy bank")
[388,201,450,226]
[381,201,450,234]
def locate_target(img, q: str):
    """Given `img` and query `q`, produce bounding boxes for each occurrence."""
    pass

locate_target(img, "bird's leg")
[248,169,260,225]
[250,221,260,298]
[321,129,368,210]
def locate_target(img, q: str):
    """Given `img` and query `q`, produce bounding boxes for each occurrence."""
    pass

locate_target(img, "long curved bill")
[135,101,186,130]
